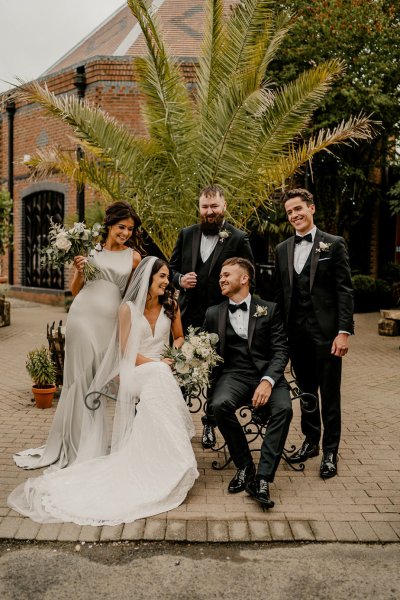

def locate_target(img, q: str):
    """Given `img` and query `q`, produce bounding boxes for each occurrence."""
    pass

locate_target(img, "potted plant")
[26,346,57,409]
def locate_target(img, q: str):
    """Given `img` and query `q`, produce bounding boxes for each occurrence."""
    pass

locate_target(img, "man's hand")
[331,333,349,357]
[180,272,197,289]
[252,380,272,408]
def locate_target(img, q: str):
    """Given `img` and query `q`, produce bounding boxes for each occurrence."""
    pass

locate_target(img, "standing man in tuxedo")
[170,184,254,449]
[203,257,292,508]
[274,188,353,478]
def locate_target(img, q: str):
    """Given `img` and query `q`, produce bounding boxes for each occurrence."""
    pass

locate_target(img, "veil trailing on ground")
[74,256,159,463]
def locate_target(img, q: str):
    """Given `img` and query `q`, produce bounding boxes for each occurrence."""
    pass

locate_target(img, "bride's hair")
[148,258,178,321]
[100,201,143,251]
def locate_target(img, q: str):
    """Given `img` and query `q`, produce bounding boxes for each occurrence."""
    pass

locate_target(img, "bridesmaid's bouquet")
[41,220,103,281]
[162,326,223,393]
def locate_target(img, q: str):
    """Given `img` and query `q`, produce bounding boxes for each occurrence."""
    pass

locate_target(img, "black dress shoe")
[320,450,338,478]
[228,463,255,493]
[288,438,319,464]
[201,424,216,449]
[246,478,275,509]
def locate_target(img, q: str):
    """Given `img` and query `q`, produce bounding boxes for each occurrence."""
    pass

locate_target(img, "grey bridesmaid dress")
[13,247,134,470]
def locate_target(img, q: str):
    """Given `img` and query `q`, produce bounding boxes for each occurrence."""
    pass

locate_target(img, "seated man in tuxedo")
[203,258,292,508]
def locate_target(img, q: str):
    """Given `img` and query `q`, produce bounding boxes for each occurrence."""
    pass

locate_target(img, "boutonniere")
[315,241,331,254]
[218,228,231,244]
[253,304,268,318]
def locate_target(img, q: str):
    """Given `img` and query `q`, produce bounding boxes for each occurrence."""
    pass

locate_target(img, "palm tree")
[15,0,376,257]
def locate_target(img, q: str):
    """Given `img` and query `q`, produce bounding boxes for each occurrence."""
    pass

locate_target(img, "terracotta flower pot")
[32,384,56,409]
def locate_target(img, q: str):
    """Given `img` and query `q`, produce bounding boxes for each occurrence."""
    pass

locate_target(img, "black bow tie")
[295,233,312,244]
[228,302,248,313]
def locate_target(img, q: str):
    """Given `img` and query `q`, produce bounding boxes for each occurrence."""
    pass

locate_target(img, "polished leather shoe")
[201,424,216,449]
[288,438,319,464]
[246,478,275,509]
[228,463,255,493]
[320,450,338,478]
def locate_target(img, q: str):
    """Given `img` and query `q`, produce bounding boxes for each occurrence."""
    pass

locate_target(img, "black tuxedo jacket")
[274,229,354,339]
[169,222,254,320]
[203,297,288,384]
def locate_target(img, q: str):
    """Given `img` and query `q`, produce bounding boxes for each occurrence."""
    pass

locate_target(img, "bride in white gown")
[8,257,198,525]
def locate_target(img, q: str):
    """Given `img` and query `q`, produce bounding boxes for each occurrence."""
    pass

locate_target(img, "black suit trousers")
[289,329,342,450]
[210,373,292,481]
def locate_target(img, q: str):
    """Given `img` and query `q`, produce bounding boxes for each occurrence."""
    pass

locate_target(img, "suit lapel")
[310,229,322,290]
[191,226,202,272]
[287,237,295,289]
[208,222,232,276]
[218,302,228,357]
[247,300,257,348]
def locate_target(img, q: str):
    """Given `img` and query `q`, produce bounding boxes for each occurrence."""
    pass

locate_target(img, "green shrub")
[352,275,392,312]
[26,346,56,387]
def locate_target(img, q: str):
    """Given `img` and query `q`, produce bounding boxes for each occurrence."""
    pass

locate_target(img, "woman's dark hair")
[148,259,178,321]
[100,201,143,250]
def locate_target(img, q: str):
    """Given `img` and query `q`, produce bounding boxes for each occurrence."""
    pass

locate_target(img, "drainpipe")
[6,99,16,285]
[74,66,87,221]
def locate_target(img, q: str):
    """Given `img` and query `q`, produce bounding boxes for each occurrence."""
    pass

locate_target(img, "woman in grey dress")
[13,201,141,470]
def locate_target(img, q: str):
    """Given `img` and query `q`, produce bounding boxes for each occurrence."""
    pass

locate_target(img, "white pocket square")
[318,257,331,261]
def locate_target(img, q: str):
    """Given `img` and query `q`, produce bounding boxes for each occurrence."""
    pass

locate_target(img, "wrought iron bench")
[84,369,317,473]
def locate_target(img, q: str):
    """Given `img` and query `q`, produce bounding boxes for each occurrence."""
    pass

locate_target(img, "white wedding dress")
[8,306,198,525]
[13,248,134,470]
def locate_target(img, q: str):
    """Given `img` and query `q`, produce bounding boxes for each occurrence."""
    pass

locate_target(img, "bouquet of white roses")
[162,326,223,393]
[41,220,103,281]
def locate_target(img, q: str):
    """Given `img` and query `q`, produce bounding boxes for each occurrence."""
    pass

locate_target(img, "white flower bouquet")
[162,326,223,393]
[41,220,103,281]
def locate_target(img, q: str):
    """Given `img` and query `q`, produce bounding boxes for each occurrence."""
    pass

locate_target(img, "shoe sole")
[320,470,337,479]
[228,486,247,494]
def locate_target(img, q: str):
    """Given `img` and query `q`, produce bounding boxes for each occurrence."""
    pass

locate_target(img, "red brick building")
[0,1,206,304]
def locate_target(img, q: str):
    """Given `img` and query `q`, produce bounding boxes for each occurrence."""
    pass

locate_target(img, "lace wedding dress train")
[8,308,198,525]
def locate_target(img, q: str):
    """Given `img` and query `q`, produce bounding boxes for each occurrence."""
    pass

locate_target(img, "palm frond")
[13,79,157,181]
[128,0,198,194]
[197,0,226,115]
[26,146,122,201]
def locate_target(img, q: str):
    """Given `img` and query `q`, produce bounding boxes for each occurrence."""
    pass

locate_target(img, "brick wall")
[0,56,197,301]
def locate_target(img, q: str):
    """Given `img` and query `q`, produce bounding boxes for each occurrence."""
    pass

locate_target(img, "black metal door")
[24,191,64,289]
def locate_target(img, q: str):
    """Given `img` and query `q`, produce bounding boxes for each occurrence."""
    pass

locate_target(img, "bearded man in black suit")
[170,184,254,449]
[274,189,354,479]
[203,258,292,508]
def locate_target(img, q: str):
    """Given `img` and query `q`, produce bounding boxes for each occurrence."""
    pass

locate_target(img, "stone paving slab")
[0,299,399,542]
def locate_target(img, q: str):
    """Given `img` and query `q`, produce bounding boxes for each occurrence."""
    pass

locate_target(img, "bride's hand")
[161,358,174,368]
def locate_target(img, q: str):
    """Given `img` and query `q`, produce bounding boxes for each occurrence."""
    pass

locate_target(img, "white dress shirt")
[200,234,219,263]
[228,294,275,387]
[293,226,316,274]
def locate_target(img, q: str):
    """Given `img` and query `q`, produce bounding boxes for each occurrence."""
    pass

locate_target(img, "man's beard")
[200,214,224,235]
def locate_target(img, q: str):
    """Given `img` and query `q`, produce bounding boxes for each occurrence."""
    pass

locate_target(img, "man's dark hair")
[282,188,314,206]
[199,184,225,199]
[222,257,255,282]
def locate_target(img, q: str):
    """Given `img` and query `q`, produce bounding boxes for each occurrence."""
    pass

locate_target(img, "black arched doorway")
[24,190,64,289]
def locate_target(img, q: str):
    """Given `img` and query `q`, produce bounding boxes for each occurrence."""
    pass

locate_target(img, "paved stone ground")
[0,299,399,542]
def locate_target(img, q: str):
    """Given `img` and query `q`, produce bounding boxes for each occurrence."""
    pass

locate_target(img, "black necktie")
[294,233,312,244]
[228,302,248,313]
